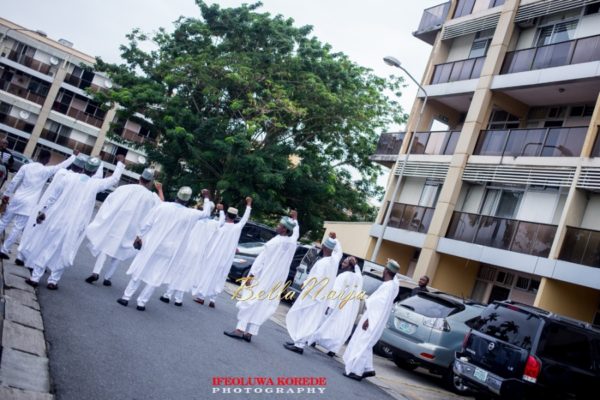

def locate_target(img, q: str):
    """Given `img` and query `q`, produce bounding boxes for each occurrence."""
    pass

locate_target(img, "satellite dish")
[49,56,59,66]
[104,79,113,88]
[138,155,146,164]
[19,110,30,120]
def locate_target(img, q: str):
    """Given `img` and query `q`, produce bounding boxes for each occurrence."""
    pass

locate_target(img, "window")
[399,294,463,318]
[454,0,475,18]
[536,20,578,47]
[538,323,593,370]
[473,305,541,350]
[569,105,595,117]
[487,110,520,130]
[480,188,523,219]
[584,3,600,16]
[418,181,441,208]
[469,29,495,59]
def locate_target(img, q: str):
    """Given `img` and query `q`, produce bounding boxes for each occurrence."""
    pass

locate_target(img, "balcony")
[51,103,104,128]
[0,80,46,105]
[7,51,53,75]
[430,56,485,84]
[501,35,600,75]
[453,0,505,19]
[40,128,94,154]
[474,126,587,157]
[411,130,460,155]
[370,132,404,167]
[559,226,600,269]
[413,2,451,45]
[381,202,435,234]
[446,211,557,258]
[0,113,34,133]
[99,151,133,166]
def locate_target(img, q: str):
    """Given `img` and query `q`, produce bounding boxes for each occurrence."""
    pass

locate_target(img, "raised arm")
[154,181,165,201]
[94,161,125,193]
[217,204,225,227]
[42,154,76,177]
[290,210,300,241]
[238,196,253,226]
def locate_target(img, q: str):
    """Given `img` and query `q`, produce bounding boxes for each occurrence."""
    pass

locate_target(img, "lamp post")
[370,56,429,262]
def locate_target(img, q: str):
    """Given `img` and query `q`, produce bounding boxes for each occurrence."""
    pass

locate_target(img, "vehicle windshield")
[399,294,461,318]
[471,304,542,350]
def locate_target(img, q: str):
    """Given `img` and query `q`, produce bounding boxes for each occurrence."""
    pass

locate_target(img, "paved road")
[36,245,398,400]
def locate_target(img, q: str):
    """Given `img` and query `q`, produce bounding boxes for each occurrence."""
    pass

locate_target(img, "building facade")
[0,17,151,183]
[354,0,600,324]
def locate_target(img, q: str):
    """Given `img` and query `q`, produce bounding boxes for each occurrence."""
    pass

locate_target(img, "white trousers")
[31,265,65,284]
[236,320,261,336]
[92,253,120,280]
[195,293,217,303]
[0,211,28,254]
[163,288,184,303]
[122,278,157,306]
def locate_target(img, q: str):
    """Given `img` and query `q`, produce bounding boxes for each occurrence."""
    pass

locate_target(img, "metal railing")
[502,34,600,74]
[446,211,557,258]
[416,2,451,32]
[51,103,104,128]
[453,0,505,19]
[411,130,460,155]
[40,128,94,154]
[0,80,46,105]
[0,113,34,133]
[374,132,404,155]
[559,226,600,268]
[7,51,52,75]
[380,202,435,234]
[474,126,587,157]
[430,56,485,84]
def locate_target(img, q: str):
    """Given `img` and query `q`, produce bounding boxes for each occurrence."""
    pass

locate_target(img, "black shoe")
[159,295,170,304]
[224,330,244,340]
[46,283,58,290]
[116,298,128,307]
[362,370,376,378]
[283,343,304,354]
[102,279,112,286]
[310,342,317,348]
[285,341,294,346]
[174,302,182,307]
[208,301,215,308]
[343,372,363,381]
[85,274,99,284]
[15,258,25,266]
[136,305,146,311]
[327,351,336,357]
[243,334,252,343]
[24,278,38,288]
[0,251,9,260]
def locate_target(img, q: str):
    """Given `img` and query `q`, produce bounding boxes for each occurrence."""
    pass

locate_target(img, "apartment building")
[0,17,152,183]
[331,0,600,324]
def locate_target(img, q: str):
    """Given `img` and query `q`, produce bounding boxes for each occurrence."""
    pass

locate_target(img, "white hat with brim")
[227,207,238,215]
[177,186,193,201]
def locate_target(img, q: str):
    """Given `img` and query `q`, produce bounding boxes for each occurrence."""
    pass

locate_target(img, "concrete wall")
[365,238,414,276]
[535,278,600,323]
[431,254,479,297]
[322,222,372,258]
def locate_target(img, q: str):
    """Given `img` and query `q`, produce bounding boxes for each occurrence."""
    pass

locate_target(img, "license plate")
[395,319,415,334]
[474,367,488,382]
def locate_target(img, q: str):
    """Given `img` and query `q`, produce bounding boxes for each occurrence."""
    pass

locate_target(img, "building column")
[23,64,67,157]
[413,0,521,280]
[534,278,599,323]
[91,105,117,157]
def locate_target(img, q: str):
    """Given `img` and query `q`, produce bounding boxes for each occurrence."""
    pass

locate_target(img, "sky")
[2,0,442,190]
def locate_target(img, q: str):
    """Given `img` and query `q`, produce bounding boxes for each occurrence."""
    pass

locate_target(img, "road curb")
[0,258,54,399]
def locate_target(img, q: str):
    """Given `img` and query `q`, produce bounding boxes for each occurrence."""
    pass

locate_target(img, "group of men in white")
[0,148,402,382]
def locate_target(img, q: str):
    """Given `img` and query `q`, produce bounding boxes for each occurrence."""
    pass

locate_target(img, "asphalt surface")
[35,244,397,400]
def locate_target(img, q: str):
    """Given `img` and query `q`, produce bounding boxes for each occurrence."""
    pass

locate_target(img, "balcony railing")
[0,113,34,133]
[474,126,587,157]
[446,211,557,258]
[431,56,485,84]
[51,103,104,128]
[453,0,505,19]
[381,202,435,234]
[374,132,404,156]
[40,128,94,154]
[0,80,46,105]
[99,151,133,166]
[7,51,52,75]
[559,226,600,269]
[416,2,451,32]
[501,34,600,75]
[411,130,460,155]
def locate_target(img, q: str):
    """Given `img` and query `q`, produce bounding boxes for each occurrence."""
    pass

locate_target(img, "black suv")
[454,301,600,399]
[239,221,277,244]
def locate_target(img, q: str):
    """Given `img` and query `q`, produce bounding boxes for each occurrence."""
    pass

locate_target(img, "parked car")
[228,244,311,283]
[96,188,114,202]
[239,221,277,244]
[9,151,31,173]
[376,291,484,393]
[454,300,600,399]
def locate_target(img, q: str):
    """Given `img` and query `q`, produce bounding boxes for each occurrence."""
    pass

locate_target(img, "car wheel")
[444,368,471,395]
[392,356,418,371]
[373,342,393,359]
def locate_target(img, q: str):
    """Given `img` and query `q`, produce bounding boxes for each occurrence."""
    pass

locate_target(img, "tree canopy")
[95,0,407,239]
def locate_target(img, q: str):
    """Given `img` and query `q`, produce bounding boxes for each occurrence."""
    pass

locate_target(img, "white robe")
[310,265,363,353]
[164,211,225,292]
[191,206,251,298]
[343,275,400,376]
[236,223,300,329]
[19,162,125,271]
[2,155,75,216]
[125,199,210,287]
[85,183,161,260]
[285,241,342,344]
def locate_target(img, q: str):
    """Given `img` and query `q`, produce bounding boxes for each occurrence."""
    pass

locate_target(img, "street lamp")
[371,56,429,262]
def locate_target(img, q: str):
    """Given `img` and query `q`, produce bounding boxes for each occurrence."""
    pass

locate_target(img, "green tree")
[95,0,407,239]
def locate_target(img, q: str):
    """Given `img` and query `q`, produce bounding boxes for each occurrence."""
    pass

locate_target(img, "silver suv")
[378,292,484,393]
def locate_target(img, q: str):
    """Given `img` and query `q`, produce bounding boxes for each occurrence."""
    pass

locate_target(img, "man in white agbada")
[224,212,299,342]
[83,168,164,287]
[191,197,252,308]
[309,256,363,357]
[342,259,400,381]
[22,156,125,289]
[116,187,212,311]
[284,232,342,354]
[158,202,225,306]
[0,149,76,261]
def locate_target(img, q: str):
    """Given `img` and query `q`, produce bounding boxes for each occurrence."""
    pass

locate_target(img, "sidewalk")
[0,257,54,400]
[223,282,470,400]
